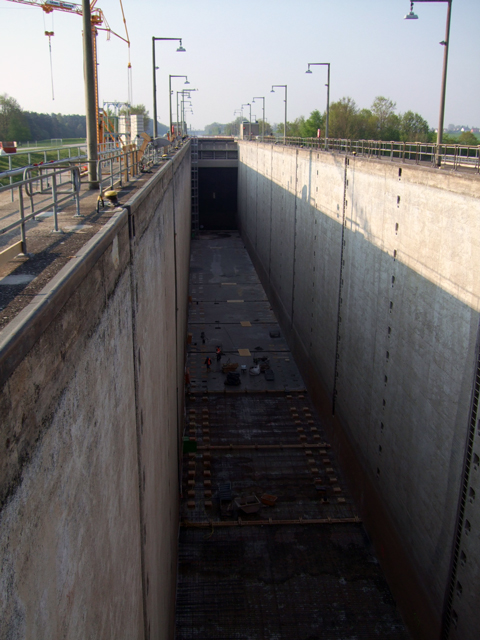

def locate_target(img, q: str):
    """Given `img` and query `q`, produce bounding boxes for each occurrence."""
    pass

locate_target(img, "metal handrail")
[0,143,88,185]
[0,138,184,265]
[96,140,175,190]
[257,136,480,172]
[0,164,81,262]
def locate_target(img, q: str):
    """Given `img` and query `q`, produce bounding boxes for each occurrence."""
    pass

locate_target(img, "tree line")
[0,94,159,143]
[205,96,478,145]
[0,94,86,142]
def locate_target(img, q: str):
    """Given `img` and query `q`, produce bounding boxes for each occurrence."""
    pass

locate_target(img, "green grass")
[17,138,86,149]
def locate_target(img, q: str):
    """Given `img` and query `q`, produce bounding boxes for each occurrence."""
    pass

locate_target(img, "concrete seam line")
[126,199,149,640]
[0,208,129,389]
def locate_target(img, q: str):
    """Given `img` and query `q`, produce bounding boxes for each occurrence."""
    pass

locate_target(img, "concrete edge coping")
[0,207,128,389]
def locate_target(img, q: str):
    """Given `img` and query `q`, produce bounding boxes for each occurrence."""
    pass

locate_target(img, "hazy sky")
[1,0,479,131]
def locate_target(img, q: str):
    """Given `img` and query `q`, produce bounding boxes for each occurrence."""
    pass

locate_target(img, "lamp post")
[237,106,246,136]
[233,109,243,136]
[305,62,330,150]
[177,89,197,137]
[152,37,185,139]
[252,97,265,140]
[242,103,251,139]
[404,0,452,163]
[184,108,194,135]
[182,101,193,136]
[271,85,287,145]
[169,75,189,137]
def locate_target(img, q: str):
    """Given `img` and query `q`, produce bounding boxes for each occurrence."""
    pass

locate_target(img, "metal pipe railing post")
[18,184,26,254]
[52,173,60,232]
[97,159,103,192]
[28,169,35,216]
[9,156,14,202]
[74,169,81,218]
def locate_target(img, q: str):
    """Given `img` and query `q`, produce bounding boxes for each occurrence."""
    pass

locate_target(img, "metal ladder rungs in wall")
[191,137,199,234]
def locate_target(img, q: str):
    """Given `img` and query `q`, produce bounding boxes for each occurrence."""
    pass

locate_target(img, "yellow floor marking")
[240,321,252,327]
[238,349,251,357]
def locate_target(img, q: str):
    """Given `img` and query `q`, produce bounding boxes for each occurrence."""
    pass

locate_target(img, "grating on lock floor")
[176,231,410,639]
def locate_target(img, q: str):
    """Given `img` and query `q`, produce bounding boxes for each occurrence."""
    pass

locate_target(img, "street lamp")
[271,85,287,145]
[305,62,330,150]
[404,0,452,161]
[169,75,189,138]
[233,109,243,136]
[152,37,186,139]
[183,106,194,136]
[252,96,265,141]
[242,103,251,139]
[177,89,197,137]
[182,100,193,134]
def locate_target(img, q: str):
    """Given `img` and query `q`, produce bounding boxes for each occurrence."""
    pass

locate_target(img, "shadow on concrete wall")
[237,156,480,640]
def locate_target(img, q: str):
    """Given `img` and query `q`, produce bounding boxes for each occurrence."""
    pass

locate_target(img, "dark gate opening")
[198,168,238,230]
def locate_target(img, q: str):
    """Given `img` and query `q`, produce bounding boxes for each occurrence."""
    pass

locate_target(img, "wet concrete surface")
[176,231,411,639]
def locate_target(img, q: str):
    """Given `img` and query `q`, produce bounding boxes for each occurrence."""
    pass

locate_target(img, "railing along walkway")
[254,136,480,173]
[0,139,183,265]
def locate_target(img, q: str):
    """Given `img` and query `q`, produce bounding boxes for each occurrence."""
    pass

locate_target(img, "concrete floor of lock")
[176,230,411,640]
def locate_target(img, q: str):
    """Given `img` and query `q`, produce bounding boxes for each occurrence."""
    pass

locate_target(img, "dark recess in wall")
[198,167,238,230]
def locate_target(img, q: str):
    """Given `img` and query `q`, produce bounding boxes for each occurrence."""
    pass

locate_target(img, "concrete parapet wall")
[0,144,191,639]
[238,141,480,640]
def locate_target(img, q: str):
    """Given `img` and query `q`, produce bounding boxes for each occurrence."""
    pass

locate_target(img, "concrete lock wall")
[0,143,191,639]
[238,141,480,640]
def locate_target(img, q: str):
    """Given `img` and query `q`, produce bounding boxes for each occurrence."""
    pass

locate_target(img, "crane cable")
[118,0,132,104]
[43,10,55,100]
